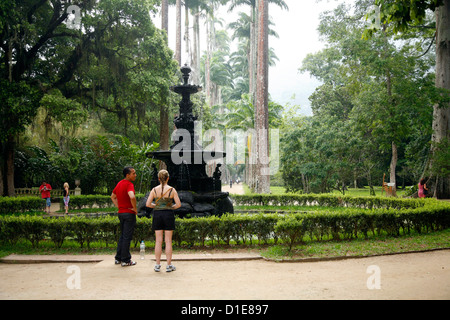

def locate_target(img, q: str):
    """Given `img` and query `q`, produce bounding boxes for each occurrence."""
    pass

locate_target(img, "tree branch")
[415,33,436,58]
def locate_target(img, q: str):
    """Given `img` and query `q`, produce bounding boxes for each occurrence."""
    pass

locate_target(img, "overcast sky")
[153,0,349,116]
[268,0,341,115]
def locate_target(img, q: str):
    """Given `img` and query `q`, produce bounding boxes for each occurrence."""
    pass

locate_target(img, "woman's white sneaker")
[166,264,176,272]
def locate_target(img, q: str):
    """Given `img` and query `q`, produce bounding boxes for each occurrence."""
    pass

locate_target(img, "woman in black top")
[63,182,70,214]
[146,170,181,272]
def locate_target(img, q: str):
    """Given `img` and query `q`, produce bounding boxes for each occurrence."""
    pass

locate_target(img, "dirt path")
[222,183,245,195]
[0,250,449,300]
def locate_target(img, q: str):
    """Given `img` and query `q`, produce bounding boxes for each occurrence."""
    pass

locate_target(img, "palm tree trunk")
[160,0,170,155]
[192,7,200,84]
[249,5,257,102]
[185,4,191,66]
[161,0,168,32]
[175,0,182,65]
[255,0,270,194]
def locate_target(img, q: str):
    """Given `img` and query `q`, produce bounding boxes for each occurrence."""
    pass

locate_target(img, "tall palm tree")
[222,93,283,188]
[255,0,270,193]
[160,0,170,153]
[228,10,279,100]
[175,0,182,65]
[227,0,288,103]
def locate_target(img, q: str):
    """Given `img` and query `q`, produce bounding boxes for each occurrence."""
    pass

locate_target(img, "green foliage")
[0,197,43,214]
[274,216,304,251]
[430,138,450,178]
[288,1,438,193]
[363,0,444,38]
[1,0,177,196]
[1,195,449,250]
[0,80,42,143]
[232,193,425,209]
[60,195,115,210]
[15,135,159,194]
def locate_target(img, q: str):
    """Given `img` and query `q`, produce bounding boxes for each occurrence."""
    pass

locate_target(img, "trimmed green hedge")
[1,193,426,215]
[232,194,425,209]
[60,195,115,210]
[0,196,44,214]
[0,194,148,214]
[1,201,449,249]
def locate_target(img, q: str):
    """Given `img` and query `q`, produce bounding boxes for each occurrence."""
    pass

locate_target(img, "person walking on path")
[111,167,138,267]
[146,169,181,272]
[39,181,52,214]
[63,182,70,214]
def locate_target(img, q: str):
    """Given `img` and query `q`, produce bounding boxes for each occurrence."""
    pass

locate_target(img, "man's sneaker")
[115,259,121,265]
[154,264,161,272]
[166,264,176,272]
[121,260,136,267]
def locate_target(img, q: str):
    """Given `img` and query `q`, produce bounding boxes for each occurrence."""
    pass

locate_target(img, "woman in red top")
[418,178,428,198]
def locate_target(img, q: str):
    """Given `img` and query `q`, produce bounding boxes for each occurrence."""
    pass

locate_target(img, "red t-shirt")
[113,179,136,214]
[39,184,52,198]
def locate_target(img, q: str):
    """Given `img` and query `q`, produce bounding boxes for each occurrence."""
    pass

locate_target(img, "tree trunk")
[254,0,270,194]
[5,134,15,197]
[192,8,200,84]
[429,0,450,198]
[175,0,182,65]
[161,0,168,33]
[0,141,4,196]
[205,16,214,104]
[160,0,170,155]
[185,5,191,65]
[389,141,398,197]
[249,5,257,103]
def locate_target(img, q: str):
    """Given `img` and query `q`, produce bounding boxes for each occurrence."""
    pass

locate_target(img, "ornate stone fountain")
[138,65,233,218]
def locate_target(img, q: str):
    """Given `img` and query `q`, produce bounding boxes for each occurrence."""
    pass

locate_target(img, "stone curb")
[261,247,450,263]
[1,248,448,264]
[0,253,263,264]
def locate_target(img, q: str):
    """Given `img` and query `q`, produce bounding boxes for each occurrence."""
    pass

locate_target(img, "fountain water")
[137,65,234,218]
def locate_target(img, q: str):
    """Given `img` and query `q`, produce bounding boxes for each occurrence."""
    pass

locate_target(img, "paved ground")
[221,183,245,195]
[0,249,449,300]
[18,188,448,301]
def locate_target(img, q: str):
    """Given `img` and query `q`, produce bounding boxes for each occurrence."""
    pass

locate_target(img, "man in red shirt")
[111,167,138,266]
[39,181,52,213]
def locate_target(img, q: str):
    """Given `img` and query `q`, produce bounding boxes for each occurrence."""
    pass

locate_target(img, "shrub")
[46,218,72,248]
[0,196,43,214]
[274,216,305,251]
[0,196,448,250]
[61,195,115,210]
[231,194,424,210]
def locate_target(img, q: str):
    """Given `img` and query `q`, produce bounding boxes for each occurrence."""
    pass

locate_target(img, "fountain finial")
[181,64,191,85]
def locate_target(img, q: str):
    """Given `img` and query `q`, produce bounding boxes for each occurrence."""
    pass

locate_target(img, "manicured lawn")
[261,228,450,260]
[267,186,409,197]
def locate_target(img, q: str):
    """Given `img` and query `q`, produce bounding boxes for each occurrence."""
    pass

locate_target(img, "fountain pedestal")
[138,65,234,218]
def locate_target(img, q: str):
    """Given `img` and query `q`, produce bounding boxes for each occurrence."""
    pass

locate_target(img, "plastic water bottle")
[140,241,145,260]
